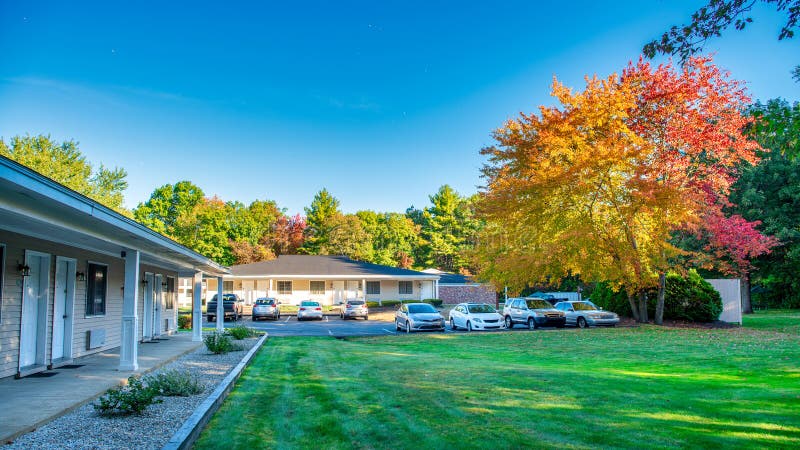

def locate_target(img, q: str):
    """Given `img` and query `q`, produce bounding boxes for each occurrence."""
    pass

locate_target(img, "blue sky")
[1,1,798,215]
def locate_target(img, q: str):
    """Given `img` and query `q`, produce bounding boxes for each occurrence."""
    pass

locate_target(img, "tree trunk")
[638,291,649,323]
[627,292,640,322]
[655,272,666,325]
[741,272,753,314]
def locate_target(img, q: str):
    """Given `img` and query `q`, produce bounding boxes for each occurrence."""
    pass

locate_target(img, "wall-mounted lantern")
[76,271,86,282]
[18,263,31,277]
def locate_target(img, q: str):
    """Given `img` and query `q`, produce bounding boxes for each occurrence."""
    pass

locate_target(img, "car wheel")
[450,318,457,330]
[396,320,401,331]
[527,317,536,330]
[466,321,473,332]
[277,312,281,319]
[405,321,411,333]
[577,317,587,329]
[364,315,368,320]
[505,316,513,329]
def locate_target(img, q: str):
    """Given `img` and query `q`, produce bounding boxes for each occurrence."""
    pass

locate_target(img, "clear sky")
[1,1,798,215]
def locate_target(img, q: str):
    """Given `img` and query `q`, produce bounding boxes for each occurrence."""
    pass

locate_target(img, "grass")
[195,310,800,449]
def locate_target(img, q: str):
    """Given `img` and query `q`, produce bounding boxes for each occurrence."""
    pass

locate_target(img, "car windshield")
[408,304,436,314]
[255,299,274,305]
[347,300,364,305]
[572,302,597,311]
[467,304,496,313]
[301,301,320,307]
[526,299,552,309]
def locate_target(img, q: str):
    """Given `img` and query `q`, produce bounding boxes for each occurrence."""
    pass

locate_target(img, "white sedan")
[449,303,504,331]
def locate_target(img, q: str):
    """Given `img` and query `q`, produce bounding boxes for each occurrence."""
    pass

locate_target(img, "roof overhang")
[226,274,440,280]
[0,157,229,277]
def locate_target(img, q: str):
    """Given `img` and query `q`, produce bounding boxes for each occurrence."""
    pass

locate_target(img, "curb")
[1,336,203,445]
[162,332,269,450]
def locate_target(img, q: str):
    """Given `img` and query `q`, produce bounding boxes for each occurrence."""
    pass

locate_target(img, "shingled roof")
[229,255,439,279]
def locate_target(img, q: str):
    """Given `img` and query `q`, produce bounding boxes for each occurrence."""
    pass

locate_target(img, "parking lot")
[203,314,573,337]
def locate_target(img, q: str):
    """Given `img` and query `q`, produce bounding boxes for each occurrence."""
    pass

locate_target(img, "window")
[86,263,107,316]
[310,281,325,295]
[165,277,175,309]
[277,280,292,295]
[398,281,413,295]
[223,280,233,292]
[366,281,381,295]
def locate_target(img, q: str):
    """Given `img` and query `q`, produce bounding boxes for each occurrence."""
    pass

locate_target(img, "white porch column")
[434,279,439,299]
[216,276,224,333]
[192,271,203,342]
[268,279,273,297]
[362,278,366,300]
[119,250,140,371]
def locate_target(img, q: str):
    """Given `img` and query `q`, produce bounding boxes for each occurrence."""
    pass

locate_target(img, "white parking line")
[284,316,291,323]
[328,330,333,336]
[382,328,395,334]
[325,316,329,322]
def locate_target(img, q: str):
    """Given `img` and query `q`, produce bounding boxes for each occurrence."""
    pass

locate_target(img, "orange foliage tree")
[477,56,762,322]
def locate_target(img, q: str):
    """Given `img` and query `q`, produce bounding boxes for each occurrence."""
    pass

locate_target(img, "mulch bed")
[618,317,739,329]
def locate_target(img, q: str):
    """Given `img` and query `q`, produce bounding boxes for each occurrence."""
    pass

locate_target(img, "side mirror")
[569,308,575,312]
[599,307,603,310]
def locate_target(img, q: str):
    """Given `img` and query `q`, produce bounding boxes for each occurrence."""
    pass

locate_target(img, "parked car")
[395,303,445,333]
[448,303,504,331]
[340,299,368,320]
[252,297,280,321]
[555,301,620,328]
[297,300,323,321]
[206,293,244,322]
[503,297,566,329]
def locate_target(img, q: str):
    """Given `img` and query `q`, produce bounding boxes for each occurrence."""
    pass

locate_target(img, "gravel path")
[3,336,263,450]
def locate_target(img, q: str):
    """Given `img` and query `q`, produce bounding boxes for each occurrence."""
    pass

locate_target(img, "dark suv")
[206,293,244,322]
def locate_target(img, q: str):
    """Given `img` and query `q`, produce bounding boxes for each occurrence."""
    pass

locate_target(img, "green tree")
[415,185,480,273]
[302,189,341,254]
[730,99,800,307]
[358,210,420,266]
[1,135,129,213]
[320,214,373,260]
[172,197,235,265]
[644,0,800,81]
[133,181,205,235]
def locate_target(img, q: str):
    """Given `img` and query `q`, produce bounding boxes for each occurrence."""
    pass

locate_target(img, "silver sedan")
[395,303,445,333]
[555,301,620,328]
[297,300,324,321]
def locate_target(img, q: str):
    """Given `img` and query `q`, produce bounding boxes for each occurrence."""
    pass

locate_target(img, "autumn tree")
[358,210,420,267]
[267,214,306,256]
[1,135,129,213]
[477,57,761,323]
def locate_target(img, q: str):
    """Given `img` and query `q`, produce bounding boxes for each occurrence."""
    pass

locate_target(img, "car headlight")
[473,318,483,323]
[590,314,602,319]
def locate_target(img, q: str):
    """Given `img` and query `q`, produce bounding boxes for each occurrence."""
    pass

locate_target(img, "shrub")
[94,376,161,416]
[423,299,443,307]
[663,270,722,322]
[178,314,192,330]
[227,325,255,340]
[204,332,242,354]
[147,369,204,397]
[366,301,380,308]
[590,282,632,317]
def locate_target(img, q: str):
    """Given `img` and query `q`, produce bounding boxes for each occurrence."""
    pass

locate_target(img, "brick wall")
[439,284,497,305]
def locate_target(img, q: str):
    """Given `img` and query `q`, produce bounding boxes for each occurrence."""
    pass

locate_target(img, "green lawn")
[195,310,800,449]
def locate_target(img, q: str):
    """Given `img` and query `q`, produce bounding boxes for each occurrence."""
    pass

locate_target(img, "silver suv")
[340,299,368,320]
[503,297,566,329]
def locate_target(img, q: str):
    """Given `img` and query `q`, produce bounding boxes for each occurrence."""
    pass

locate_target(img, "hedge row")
[366,299,443,308]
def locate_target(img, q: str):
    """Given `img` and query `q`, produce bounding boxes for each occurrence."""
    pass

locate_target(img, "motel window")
[398,281,413,295]
[86,263,107,316]
[310,281,325,295]
[366,281,380,295]
[277,280,292,295]
[223,280,234,292]
[165,277,175,309]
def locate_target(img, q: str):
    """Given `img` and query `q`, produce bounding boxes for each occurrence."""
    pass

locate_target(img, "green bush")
[227,325,255,340]
[366,301,380,308]
[177,314,192,330]
[204,332,242,354]
[147,369,204,397]
[589,270,722,322]
[663,270,722,322]
[94,376,161,416]
[423,299,443,307]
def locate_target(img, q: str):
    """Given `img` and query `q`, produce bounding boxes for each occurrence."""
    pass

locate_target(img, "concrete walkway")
[0,332,202,444]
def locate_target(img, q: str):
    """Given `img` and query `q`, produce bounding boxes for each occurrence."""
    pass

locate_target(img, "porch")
[0,332,201,443]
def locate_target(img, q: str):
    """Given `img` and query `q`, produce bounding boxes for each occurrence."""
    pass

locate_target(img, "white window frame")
[398,280,413,295]
[85,261,108,317]
[366,281,381,295]
[277,280,292,295]
[309,280,325,295]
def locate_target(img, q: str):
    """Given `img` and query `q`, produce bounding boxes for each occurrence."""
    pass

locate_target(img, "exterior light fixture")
[18,263,31,277]
[141,277,148,286]
[76,271,86,282]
